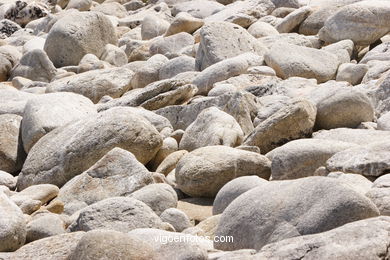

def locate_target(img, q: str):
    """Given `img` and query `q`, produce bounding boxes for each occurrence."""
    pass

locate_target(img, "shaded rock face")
[215,177,379,251]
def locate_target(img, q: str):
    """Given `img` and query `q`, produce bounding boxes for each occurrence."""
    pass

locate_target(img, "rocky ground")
[0,0,389,259]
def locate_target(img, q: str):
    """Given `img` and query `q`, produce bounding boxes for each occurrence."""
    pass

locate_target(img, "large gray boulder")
[244,98,317,154]
[21,92,97,153]
[215,176,379,251]
[213,176,268,215]
[17,107,162,190]
[0,192,26,252]
[313,128,390,145]
[0,114,25,174]
[176,146,271,197]
[55,147,154,215]
[44,11,117,67]
[179,107,244,152]
[264,42,340,83]
[267,139,357,180]
[196,22,268,70]
[319,1,390,45]
[255,216,390,259]
[46,67,134,103]
[68,197,168,232]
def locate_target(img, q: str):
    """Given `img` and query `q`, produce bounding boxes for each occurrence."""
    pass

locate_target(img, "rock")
[99,44,127,67]
[3,0,48,27]
[0,232,84,259]
[313,128,390,145]
[326,141,390,177]
[377,111,390,130]
[327,172,373,195]
[131,54,169,88]
[177,197,213,222]
[0,192,26,252]
[318,1,390,45]
[17,107,162,190]
[255,216,390,259]
[11,184,59,208]
[193,53,263,95]
[172,0,225,19]
[21,92,97,153]
[69,230,155,260]
[244,98,317,154]
[0,170,16,189]
[176,146,271,197]
[165,12,204,36]
[180,107,244,152]
[46,67,134,103]
[156,91,259,136]
[259,33,322,49]
[149,32,194,58]
[141,14,170,40]
[148,137,178,170]
[10,49,56,82]
[213,176,268,215]
[336,63,368,85]
[247,21,279,38]
[0,19,21,38]
[129,228,212,259]
[66,0,92,11]
[267,139,357,180]
[264,42,340,83]
[275,6,312,33]
[311,87,374,130]
[159,55,195,80]
[130,183,178,216]
[99,78,197,111]
[215,176,379,251]
[205,0,274,27]
[44,12,117,67]
[55,147,154,215]
[360,42,390,64]
[0,114,25,174]
[68,197,167,232]
[156,150,188,176]
[26,212,66,243]
[298,6,338,35]
[196,22,268,70]
[160,208,192,232]
[91,2,127,18]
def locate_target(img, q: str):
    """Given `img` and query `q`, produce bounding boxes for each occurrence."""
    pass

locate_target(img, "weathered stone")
[26,212,66,243]
[160,208,192,232]
[17,107,162,190]
[176,146,271,197]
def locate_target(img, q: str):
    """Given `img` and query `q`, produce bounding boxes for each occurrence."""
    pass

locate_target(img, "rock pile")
[0,0,389,258]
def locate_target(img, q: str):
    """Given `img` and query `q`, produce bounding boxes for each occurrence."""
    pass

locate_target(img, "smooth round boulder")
[175,146,271,197]
[215,176,380,251]
[160,208,192,232]
[44,12,117,67]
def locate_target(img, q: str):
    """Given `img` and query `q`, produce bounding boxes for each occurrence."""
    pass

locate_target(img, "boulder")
[55,147,154,215]
[0,192,26,252]
[99,44,127,67]
[26,213,66,243]
[130,54,169,89]
[46,67,134,103]
[68,197,168,232]
[247,21,279,38]
[336,63,368,85]
[44,11,117,67]
[0,114,25,174]
[159,55,195,80]
[326,141,390,177]
[0,170,16,189]
[172,0,225,19]
[244,98,317,154]
[160,208,192,232]
[17,107,162,190]
[255,216,390,259]
[176,146,271,197]
[149,33,194,58]
[319,1,390,45]
[377,111,390,130]
[264,42,340,83]
[165,12,204,36]
[213,176,268,215]
[327,172,373,195]
[10,49,57,82]
[156,150,188,176]
[69,230,155,260]
[180,107,244,152]
[215,176,379,251]
[196,22,268,70]
[141,14,170,40]
[313,128,390,145]
[129,183,178,216]
[275,6,312,33]
[21,92,97,153]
